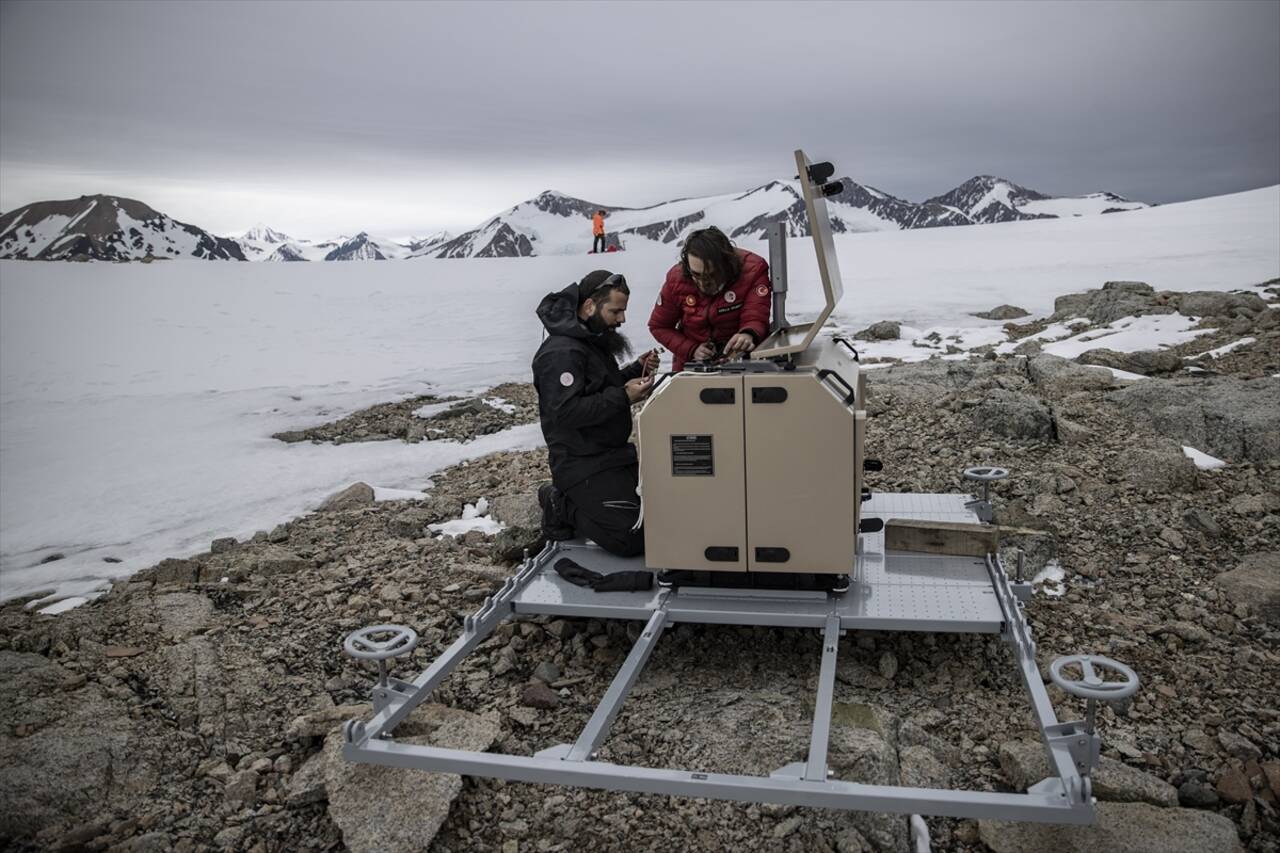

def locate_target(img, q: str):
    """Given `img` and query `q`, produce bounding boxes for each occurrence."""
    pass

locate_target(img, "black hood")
[536,281,594,339]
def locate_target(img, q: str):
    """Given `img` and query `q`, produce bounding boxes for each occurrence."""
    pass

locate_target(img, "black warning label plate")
[671,434,714,476]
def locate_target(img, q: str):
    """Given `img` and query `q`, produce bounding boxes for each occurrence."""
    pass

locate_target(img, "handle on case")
[832,335,860,360]
[817,368,857,406]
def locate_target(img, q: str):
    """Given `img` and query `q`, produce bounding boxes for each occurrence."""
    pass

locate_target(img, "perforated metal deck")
[510,492,1006,633]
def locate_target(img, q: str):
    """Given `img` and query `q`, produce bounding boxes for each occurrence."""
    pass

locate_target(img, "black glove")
[554,557,653,592]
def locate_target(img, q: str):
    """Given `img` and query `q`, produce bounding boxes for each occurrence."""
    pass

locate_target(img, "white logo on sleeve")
[656,295,663,306]
[559,372,575,387]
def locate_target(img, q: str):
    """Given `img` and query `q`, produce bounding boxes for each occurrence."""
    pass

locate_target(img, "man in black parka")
[532,270,658,556]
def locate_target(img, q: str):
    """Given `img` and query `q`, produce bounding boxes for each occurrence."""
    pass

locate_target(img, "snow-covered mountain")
[240,223,292,245]
[1,175,1153,262]
[0,195,245,261]
[407,231,452,255]
[264,242,311,262]
[236,223,295,259]
[923,176,1149,225]
[417,175,1152,259]
[322,232,410,261]
[233,226,415,262]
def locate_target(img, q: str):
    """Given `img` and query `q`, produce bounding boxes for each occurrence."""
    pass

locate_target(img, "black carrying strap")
[554,557,653,593]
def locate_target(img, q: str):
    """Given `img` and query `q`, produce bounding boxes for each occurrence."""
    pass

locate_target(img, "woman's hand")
[692,341,716,361]
[723,332,756,356]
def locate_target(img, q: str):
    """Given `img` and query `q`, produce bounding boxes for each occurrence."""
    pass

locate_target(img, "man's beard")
[585,312,632,358]
[602,327,632,358]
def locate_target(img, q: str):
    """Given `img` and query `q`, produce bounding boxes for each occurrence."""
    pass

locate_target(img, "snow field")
[1,185,1276,610]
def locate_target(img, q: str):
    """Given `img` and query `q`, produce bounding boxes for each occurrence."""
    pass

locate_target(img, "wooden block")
[883,518,998,556]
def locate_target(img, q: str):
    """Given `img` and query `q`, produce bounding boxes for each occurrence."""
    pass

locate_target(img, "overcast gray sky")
[1,0,1277,239]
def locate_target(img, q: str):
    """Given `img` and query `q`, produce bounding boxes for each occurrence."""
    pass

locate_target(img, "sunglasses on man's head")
[581,272,626,300]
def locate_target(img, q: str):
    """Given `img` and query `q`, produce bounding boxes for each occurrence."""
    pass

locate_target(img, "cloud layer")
[2,0,1277,237]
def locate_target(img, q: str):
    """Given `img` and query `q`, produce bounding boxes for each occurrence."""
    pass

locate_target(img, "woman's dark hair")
[680,226,742,286]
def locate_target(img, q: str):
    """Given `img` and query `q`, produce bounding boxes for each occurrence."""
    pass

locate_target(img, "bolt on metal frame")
[340,493,1126,825]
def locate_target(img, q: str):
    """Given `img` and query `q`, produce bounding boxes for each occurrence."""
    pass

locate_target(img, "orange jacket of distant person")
[592,211,605,236]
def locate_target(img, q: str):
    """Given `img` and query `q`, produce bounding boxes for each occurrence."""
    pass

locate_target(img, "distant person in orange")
[591,209,606,254]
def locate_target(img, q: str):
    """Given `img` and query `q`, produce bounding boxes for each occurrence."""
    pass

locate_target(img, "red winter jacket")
[648,249,772,371]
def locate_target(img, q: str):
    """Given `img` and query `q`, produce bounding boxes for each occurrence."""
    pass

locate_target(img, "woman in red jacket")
[647,226,772,371]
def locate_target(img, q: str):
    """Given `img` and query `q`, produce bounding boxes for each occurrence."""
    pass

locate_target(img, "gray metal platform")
[511,492,1005,633]
[339,491,1106,827]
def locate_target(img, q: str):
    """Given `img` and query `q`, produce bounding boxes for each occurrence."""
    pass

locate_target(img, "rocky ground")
[1,281,1277,853]
[273,383,538,446]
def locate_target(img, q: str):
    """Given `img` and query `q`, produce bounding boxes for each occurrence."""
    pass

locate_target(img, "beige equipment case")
[637,150,866,575]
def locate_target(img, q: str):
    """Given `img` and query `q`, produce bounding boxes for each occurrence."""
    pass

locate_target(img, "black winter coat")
[532,282,644,491]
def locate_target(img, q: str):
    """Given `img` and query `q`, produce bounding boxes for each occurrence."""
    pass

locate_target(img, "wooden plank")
[883,518,998,556]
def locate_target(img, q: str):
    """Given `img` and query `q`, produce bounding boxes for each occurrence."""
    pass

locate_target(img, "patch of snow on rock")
[412,401,456,419]
[373,486,428,502]
[1182,445,1227,470]
[1033,560,1066,598]
[483,396,517,414]
[429,499,504,537]
[1192,337,1256,359]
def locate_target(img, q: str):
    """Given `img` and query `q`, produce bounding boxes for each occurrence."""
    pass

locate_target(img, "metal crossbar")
[342,496,1100,825]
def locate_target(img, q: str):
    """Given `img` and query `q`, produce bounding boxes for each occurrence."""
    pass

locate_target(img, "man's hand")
[692,341,716,362]
[724,332,756,357]
[625,375,655,403]
[638,348,660,376]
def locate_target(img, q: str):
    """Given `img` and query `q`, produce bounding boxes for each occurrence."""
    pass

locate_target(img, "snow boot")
[538,484,575,542]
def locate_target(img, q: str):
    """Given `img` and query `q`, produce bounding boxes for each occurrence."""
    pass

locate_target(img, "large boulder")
[1051,281,1171,325]
[0,652,158,836]
[1077,348,1183,376]
[1214,552,1280,624]
[488,491,544,561]
[321,704,499,853]
[243,545,308,577]
[320,482,376,511]
[144,592,214,640]
[1176,290,1268,319]
[1118,442,1199,493]
[1107,377,1280,463]
[1027,354,1115,397]
[827,710,907,853]
[973,304,1030,320]
[979,801,1242,853]
[854,321,901,341]
[972,390,1055,442]
[998,739,1178,807]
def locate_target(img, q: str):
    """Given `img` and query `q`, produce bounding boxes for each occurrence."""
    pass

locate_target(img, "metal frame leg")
[804,613,841,781]
[553,600,670,762]
[350,547,550,743]
[986,555,1095,808]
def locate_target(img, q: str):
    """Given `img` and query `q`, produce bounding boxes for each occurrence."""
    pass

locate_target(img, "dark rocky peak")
[530,191,620,219]
[735,180,800,200]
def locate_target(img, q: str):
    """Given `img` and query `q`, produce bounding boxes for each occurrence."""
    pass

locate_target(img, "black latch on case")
[699,388,735,405]
[751,386,788,404]
[754,547,791,563]
[704,546,739,562]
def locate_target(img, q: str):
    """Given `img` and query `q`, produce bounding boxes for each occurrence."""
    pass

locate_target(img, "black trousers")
[563,464,644,557]
[592,234,606,253]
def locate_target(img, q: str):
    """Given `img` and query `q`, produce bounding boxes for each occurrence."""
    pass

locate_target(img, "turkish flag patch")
[685,295,696,307]
[756,285,769,297]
